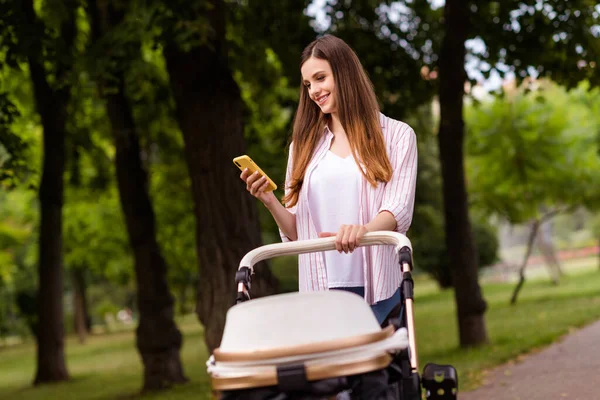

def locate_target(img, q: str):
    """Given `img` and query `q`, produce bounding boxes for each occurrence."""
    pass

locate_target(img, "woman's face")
[301,57,337,115]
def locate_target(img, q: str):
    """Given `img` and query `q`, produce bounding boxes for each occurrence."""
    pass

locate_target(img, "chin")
[320,105,334,114]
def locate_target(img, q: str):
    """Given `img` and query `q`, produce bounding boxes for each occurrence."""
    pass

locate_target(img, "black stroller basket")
[209,231,457,400]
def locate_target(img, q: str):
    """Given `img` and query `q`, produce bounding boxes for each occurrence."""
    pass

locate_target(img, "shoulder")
[379,113,416,144]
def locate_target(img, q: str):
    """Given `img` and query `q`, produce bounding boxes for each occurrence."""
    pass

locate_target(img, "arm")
[240,143,298,241]
[365,210,397,232]
[378,123,418,234]
[264,196,297,241]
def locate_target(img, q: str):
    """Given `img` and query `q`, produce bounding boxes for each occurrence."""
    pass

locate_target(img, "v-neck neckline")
[327,149,352,160]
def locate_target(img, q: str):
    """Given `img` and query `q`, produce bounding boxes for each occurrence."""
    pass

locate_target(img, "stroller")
[207,231,458,400]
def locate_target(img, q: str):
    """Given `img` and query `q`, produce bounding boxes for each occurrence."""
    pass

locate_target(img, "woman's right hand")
[240,169,276,206]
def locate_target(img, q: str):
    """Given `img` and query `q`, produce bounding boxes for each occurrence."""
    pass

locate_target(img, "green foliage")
[0,93,27,188]
[473,0,600,87]
[0,190,37,287]
[399,104,499,288]
[466,81,600,223]
[147,0,213,52]
[151,140,198,309]
[0,64,40,189]
[94,299,120,321]
[413,217,499,289]
[225,0,318,242]
[63,189,133,283]
[325,0,439,119]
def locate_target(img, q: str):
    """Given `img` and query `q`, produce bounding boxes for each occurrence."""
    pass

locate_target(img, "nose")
[309,84,320,100]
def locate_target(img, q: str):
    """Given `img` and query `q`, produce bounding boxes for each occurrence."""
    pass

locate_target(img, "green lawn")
[1,267,600,399]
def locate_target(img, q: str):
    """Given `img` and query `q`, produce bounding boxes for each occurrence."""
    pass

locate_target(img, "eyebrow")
[302,70,326,84]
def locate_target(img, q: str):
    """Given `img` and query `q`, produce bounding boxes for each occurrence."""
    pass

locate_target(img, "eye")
[317,75,325,81]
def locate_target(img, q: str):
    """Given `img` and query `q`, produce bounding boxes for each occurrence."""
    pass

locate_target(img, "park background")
[0,0,599,398]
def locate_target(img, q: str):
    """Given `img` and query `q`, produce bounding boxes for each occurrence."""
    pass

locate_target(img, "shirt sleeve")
[279,142,297,242]
[378,124,418,234]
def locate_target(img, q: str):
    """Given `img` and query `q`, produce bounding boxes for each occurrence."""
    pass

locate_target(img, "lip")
[316,94,329,106]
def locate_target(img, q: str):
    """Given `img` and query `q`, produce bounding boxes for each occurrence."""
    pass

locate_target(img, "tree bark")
[164,0,279,352]
[510,220,540,305]
[20,0,75,384]
[88,0,188,390]
[438,0,489,347]
[72,269,89,344]
[108,80,188,390]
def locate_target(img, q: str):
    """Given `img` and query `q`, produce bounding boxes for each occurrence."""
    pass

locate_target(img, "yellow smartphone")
[233,155,277,192]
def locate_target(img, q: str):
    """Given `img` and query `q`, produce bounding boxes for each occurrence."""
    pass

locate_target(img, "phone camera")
[234,161,241,167]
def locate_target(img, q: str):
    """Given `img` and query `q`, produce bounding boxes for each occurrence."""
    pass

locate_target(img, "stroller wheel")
[421,363,457,400]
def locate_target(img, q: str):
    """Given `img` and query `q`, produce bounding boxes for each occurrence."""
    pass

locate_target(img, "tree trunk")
[20,0,75,384]
[164,0,279,352]
[88,0,188,390]
[72,269,89,344]
[107,80,188,390]
[511,219,540,305]
[438,0,488,347]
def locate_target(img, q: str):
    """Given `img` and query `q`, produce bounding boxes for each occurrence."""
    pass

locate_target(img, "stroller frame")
[215,231,457,400]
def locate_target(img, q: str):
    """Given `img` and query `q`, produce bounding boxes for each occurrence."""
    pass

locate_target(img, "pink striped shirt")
[280,113,418,304]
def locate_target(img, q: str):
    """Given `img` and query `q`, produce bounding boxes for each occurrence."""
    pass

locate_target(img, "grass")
[1,266,600,399]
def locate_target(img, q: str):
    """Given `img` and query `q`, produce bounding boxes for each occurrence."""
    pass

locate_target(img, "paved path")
[460,319,600,400]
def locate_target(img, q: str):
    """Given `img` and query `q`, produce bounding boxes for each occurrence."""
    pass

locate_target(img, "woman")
[240,35,417,324]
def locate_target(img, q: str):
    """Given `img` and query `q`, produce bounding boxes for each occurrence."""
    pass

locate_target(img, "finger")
[240,168,251,181]
[250,176,267,196]
[341,226,351,253]
[246,172,261,191]
[247,171,261,185]
[348,226,358,252]
[336,226,345,252]
[318,232,336,238]
[259,178,270,193]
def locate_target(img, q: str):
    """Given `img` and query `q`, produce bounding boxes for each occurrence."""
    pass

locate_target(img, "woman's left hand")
[318,224,369,253]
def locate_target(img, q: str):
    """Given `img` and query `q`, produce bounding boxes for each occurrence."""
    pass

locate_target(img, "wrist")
[262,192,278,209]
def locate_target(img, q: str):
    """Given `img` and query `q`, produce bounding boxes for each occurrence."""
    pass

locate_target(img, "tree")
[408,0,599,345]
[324,0,439,119]
[161,0,281,351]
[466,81,600,304]
[435,0,489,346]
[474,1,600,89]
[226,0,318,246]
[87,0,188,389]
[2,0,80,383]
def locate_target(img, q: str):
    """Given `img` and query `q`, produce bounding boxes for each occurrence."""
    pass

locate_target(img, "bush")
[412,216,499,289]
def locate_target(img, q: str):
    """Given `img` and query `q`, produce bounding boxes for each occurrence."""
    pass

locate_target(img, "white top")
[307,150,364,288]
[280,114,418,304]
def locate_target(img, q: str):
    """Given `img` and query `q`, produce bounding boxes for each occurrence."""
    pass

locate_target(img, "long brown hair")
[283,35,393,208]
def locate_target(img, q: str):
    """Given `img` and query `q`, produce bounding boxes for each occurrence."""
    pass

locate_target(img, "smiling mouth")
[316,94,329,105]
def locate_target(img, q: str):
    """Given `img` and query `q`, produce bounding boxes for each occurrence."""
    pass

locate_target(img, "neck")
[328,112,344,135]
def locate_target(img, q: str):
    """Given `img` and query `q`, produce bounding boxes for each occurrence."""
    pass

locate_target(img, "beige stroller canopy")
[208,290,409,391]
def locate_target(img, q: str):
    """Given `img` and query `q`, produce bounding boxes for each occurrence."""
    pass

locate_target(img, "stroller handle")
[239,231,412,272]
